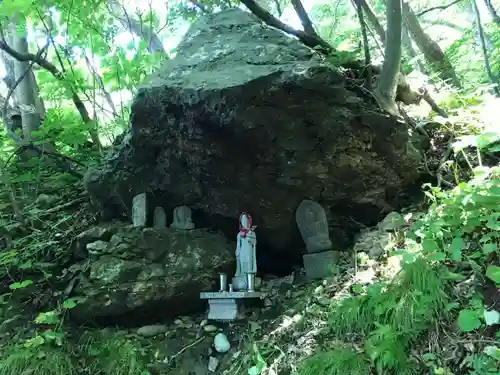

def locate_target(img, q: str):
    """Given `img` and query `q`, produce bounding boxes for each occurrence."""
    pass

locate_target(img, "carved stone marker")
[295,200,332,253]
[232,213,258,291]
[153,206,166,228]
[303,250,339,280]
[132,193,147,227]
[170,205,195,230]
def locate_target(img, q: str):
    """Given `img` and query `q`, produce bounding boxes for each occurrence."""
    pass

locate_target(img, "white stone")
[208,356,219,372]
[203,324,218,333]
[213,332,230,353]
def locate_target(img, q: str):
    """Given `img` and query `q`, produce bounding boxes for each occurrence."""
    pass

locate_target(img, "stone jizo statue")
[170,205,195,230]
[295,200,332,253]
[232,212,257,291]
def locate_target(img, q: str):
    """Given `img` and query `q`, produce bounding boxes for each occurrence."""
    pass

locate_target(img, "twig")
[166,337,204,365]
[416,0,463,17]
[39,196,87,216]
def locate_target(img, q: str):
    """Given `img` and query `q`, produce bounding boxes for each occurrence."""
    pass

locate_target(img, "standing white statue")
[232,212,258,291]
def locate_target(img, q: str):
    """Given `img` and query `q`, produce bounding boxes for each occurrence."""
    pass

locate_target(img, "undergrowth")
[297,91,500,375]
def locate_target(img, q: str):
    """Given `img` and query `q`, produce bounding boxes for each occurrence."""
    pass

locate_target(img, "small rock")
[86,240,108,253]
[377,212,405,231]
[203,324,218,333]
[137,324,168,337]
[174,319,183,325]
[200,319,208,327]
[316,297,330,306]
[213,332,230,353]
[208,356,219,372]
[313,285,324,295]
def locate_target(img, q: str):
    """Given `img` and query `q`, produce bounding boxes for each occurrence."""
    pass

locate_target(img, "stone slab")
[303,250,339,280]
[207,298,239,321]
[200,291,264,300]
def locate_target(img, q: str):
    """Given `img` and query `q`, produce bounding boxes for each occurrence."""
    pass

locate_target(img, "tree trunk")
[374,0,402,116]
[402,25,426,73]
[484,0,500,24]
[402,1,461,87]
[465,0,493,51]
[290,0,319,37]
[359,0,386,44]
[472,0,500,95]
[2,19,44,144]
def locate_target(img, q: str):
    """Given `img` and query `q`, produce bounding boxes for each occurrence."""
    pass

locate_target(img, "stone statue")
[232,212,257,291]
[170,205,195,230]
[132,193,147,227]
[153,206,166,228]
[295,200,332,253]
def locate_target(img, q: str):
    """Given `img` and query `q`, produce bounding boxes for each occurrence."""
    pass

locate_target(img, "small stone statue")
[132,193,147,227]
[170,205,195,230]
[232,213,257,291]
[295,200,332,253]
[153,206,166,228]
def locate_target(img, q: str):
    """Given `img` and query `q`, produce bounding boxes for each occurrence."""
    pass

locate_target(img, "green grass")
[0,346,76,375]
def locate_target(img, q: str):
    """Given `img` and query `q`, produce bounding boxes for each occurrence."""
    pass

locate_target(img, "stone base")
[200,291,264,321]
[206,299,239,321]
[303,250,339,280]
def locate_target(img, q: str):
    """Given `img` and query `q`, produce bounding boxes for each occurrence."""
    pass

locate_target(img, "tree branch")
[0,36,95,134]
[416,0,463,17]
[239,0,334,52]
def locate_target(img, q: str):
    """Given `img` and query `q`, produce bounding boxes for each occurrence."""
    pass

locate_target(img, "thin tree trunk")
[359,0,386,44]
[353,0,372,90]
[473,0,500,95]
[484,0,500,24]
[2,19,44,143]
[402,26,426,73]
[107,0,168,58]
[402,1,461,87]
[290,0,319,37]
[374,0,402,116]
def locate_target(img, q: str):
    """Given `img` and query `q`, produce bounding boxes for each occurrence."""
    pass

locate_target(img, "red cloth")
[239,212,253,238]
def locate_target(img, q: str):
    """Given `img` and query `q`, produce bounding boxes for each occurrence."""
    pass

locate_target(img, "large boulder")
[70,224,234,323]
[84,8,422,258]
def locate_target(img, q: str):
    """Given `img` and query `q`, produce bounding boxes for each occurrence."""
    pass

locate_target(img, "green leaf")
[9,279,33,290]
[457,309,482,332]
[485,265,500,284]
[428,252,446,261]
[35,310,60,325]
[482,242,498,254]
[449,236,465,261]
[23,335,45,348]
[62,298,77,309]
[421,238,440,253]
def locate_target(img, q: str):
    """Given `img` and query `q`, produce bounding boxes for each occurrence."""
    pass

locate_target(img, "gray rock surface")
[70,224,234,321]
[84,8,422,256]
